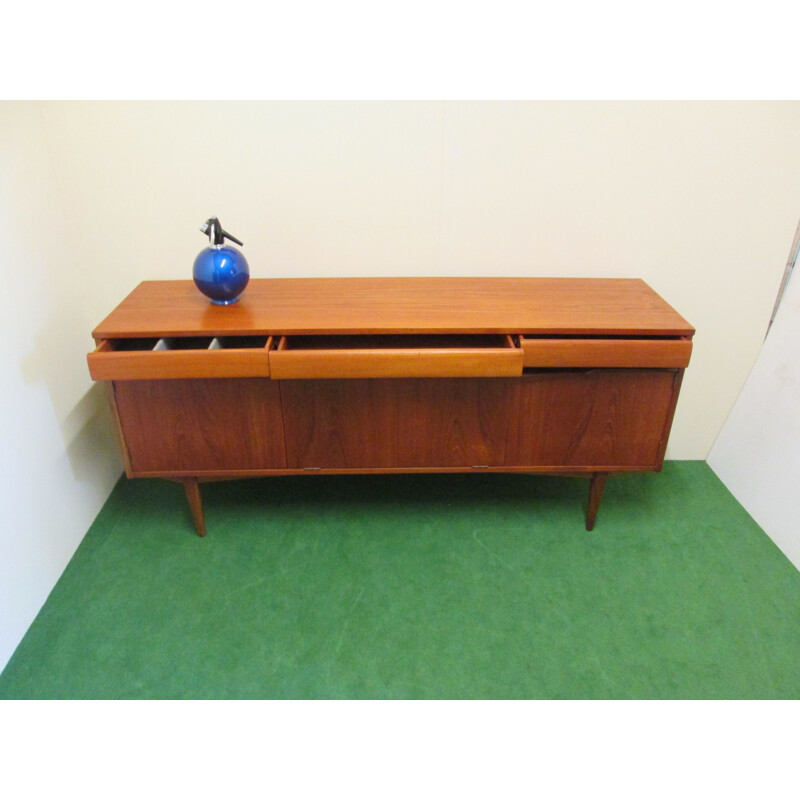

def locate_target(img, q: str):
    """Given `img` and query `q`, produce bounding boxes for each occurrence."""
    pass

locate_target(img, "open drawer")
[519,336,692,369]
[269,334,523,379]
[87,335,273,380]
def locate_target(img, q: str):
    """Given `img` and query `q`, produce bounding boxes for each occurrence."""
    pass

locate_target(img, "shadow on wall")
[18,307,123,486]
[63,384,121,482]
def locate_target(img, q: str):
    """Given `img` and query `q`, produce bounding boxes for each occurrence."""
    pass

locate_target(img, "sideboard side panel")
[113,378,287,474]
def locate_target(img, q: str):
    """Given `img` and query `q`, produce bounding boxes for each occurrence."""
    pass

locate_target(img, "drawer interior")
[212,336,272,349]
[103,335,271,352]
[278,334,515,351]
[154,337,214,351]
[105,337,161,352]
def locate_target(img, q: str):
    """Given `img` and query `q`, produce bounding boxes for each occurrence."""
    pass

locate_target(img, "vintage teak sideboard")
[87,278,694,536]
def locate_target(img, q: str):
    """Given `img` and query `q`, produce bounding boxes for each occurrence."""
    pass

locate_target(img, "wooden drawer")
[87,336,273,380]
[519,336,692,369]
[269,334,523,379]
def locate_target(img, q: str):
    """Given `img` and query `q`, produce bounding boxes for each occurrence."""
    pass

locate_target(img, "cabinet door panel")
[114,378,286,473]
[505,370,678,468]
[280,378,511,468]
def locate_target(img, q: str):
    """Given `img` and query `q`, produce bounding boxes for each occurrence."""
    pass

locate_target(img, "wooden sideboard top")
[92,277,694,339]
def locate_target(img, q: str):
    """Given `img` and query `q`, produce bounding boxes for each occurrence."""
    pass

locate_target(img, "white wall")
[708,256,800,570]
[2,100,799,670]
[42,101,800,461]
[0,104,121,670]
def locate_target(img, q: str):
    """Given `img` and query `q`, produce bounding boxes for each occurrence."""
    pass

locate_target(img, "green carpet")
[2,462,799,699]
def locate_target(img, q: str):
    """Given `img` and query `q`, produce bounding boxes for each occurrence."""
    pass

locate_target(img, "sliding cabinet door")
[113,378,287,474]
[505,370,681,469]
[280,378,512,469]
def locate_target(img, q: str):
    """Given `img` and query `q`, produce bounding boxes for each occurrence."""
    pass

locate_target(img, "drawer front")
[269,334,522,379]
[520,337,692,368]
[88,337,273,380]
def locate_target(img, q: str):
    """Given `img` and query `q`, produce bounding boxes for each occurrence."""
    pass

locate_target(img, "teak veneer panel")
[505,370,679,468]
[270,337,522,379]
[113,378,286,473]
[92,278,695,339]
[280,378,512,469]
[520,337,692,369]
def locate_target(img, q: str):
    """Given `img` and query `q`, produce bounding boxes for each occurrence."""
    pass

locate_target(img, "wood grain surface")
[270,333,522,378]
[505,370,679,468]
[520,337,692,368]
[280,378,513,469]
[92,278,695,339]
[113,378,287,473]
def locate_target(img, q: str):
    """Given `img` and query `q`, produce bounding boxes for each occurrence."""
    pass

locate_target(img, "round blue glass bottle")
[193,217,250,305]
[193,244,250,305]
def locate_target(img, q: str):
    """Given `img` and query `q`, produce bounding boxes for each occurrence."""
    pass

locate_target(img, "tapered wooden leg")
[182,478,207,537]
[586,472,608,531]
